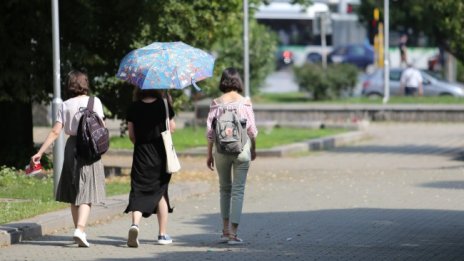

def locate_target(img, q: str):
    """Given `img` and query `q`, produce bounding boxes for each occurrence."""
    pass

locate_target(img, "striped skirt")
[55,136,106,205]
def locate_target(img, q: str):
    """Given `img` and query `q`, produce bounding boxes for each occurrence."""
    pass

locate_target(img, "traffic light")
[368,8,380,44]
[373,8,379,33]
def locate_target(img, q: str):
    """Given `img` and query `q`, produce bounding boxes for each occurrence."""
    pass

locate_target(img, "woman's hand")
[30,122,63,166]
[251,148,257,161]
[31,153,42,166]
[169,119,176,133]
[206,155,215,171]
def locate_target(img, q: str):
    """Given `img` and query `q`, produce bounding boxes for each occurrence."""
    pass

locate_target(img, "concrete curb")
[0,181,210,247]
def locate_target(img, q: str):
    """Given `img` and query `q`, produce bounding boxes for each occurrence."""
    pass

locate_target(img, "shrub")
[294,63,359,100]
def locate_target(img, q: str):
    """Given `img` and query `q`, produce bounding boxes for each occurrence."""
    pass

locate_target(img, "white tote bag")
[161,98,181,173]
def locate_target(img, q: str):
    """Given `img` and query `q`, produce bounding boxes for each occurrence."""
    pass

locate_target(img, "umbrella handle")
[192,79,202,92]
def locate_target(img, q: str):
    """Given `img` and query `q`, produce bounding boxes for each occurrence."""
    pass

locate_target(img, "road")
[3,122,464,260]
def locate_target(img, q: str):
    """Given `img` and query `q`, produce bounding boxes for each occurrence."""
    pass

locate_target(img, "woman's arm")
[31,122,63,164]
[250,137,256,161]
[169,119,176,133]
[206,141,214,171]
[128,121,136,144]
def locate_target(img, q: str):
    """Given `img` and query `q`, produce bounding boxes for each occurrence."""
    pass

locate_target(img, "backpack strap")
[162,98,170,131]
[214,97,245,118]
[86,96,95,112]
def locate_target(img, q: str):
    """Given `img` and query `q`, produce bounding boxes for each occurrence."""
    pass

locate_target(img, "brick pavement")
[3,122,464,260]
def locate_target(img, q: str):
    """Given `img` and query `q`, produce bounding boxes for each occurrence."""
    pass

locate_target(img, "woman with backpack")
[30,70,106,247]
[206,67,258,244]
[124,88,176,248]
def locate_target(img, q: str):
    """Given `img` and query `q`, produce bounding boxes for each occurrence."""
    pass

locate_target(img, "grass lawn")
[2,125,347,224]
[0,167,130,225]
[253,92,464,105]
[110,126,346,150]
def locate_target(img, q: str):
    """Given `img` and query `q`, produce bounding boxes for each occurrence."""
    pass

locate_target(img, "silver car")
[361,68,464,97]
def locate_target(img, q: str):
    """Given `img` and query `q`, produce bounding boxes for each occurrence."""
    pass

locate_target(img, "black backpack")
[76,96,109,163]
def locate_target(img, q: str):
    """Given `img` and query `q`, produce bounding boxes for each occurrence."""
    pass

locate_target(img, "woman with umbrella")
[116,41,214,247]
[124,88,176,248]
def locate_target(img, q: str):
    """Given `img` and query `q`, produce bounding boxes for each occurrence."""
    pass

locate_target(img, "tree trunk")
[0,101,34,169]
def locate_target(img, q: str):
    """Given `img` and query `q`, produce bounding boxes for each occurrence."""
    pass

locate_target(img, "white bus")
[255,0,366,66]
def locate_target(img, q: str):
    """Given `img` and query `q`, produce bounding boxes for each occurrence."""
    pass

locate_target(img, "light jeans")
[214,140,251,225]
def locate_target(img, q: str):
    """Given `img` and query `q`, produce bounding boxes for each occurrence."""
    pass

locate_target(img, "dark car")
[306,52,322,64]
[328,44,374,69]
[361,68,464,98]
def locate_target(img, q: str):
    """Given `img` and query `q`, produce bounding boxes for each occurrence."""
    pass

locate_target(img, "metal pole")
[320,13,327,70]
[243,0,250,97]
[382,0,390,104]
[51,0,64,196]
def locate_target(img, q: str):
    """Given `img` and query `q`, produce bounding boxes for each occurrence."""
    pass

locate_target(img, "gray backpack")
[214,101,248,154]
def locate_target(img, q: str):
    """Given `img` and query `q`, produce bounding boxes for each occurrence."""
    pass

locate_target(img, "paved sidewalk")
[3,123,464,260]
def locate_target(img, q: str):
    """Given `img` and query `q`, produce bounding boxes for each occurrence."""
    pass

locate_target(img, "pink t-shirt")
[206,97,258,142]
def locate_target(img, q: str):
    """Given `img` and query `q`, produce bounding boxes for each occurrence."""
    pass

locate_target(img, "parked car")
[361,68,464,98]
[328,44,374,70]
[306,52,322,64]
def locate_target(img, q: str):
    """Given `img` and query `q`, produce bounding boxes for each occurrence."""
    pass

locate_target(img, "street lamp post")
[382,0,390,104]
[51,0,64,196]
[243,0,250,98]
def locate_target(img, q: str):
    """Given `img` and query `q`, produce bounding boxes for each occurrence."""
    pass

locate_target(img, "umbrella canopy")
[116,42,215,90]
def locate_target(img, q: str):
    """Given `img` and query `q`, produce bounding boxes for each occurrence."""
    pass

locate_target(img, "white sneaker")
[157,234,173,245]
[227,234,244,245]
[127,225,139,248]
[73,229,90,247]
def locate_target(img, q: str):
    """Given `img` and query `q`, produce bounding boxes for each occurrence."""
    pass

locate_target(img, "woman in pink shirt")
[206,67,258,244]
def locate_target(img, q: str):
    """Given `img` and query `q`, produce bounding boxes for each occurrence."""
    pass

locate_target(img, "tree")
[0,0,282,168]
[358,0,464,62]
[0,0,148,167]
[0,0,53,168]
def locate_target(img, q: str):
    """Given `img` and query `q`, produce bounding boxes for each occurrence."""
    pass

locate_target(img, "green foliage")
[0,0,281,168]
[294,64,359,100]
[458,61,464,84]
[358,0,464,62]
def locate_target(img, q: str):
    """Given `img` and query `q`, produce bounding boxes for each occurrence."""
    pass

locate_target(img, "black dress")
[124,98,175,217]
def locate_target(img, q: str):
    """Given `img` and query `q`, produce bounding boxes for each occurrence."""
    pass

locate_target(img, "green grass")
[256,127,345,148]
[0,166,130,225]
[110,126,207,151]
[110,126,346,150]
[253,92,464,105]
[2,125,348,224]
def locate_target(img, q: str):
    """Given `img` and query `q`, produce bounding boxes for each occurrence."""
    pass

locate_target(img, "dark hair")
[67,70,89,97]
[133,88,163,101]
[219,67,243,93]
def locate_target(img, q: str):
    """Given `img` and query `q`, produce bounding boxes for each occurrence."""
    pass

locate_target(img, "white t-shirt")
[56,96,105,136]
[400,67,423,88]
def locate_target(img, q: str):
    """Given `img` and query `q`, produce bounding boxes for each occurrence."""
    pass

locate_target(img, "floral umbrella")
[116,41,215,90]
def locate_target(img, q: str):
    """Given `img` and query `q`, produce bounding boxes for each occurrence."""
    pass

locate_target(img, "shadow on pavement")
[420,180,464,190]
[334,144,464,157]
[90,208,464,260]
